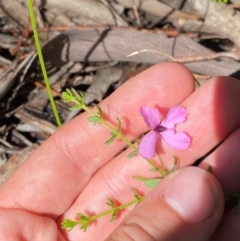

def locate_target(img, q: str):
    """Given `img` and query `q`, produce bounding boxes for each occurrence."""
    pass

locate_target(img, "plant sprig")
[62,89,164,175]
[62,189,144,231]
[61,88,182,232]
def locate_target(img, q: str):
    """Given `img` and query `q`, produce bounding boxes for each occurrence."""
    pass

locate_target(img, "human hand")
[0,62,240,241]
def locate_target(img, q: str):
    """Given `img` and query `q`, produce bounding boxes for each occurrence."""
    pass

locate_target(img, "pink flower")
[139,106,190,158]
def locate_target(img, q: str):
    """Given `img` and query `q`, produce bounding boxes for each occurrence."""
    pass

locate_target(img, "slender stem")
[65,91,164,176]
[82,105,162,174]
[89,198,143,222]
[27,0,62,127]
[67,196,144,228]
[133,175,162,182]
[83,105,136,148]
[156,149,167,175]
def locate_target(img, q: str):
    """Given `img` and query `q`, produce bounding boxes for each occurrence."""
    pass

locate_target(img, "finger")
[210,208,240,241]
[199,127,240,192]
[0,208,66,241]
[158,76,240,168]
[198,128,240,240]
[106,167,224,241]
[0,63,195,216]
[59,76,240,240]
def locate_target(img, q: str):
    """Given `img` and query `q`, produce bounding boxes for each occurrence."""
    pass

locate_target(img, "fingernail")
[163,167,219,223]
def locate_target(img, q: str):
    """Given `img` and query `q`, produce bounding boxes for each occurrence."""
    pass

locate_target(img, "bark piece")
[0,144,38,185]
[0,0,28,27]
[159,0,186,9]
[42,28,240,78]
[176,0,240,47]
[85,66,123,104]
[14,109,57,135]
[116,0,198,21]
[0,52,35,99]
[35,0,127,26]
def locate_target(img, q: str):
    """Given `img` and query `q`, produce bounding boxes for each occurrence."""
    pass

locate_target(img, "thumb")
[106,167,224,241]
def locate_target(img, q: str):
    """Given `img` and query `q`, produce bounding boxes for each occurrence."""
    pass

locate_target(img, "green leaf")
[207,165,213,173]
[66,88,73,96]
[105,132,117,145]
[96,105,103,118]
[127,150,138,159]
[79,91,85,100]
[106,199,117,222]
[131,188,143,202]
[171,156,178,171]
[87,116,101,124]
[116,117,121,132]
[62,89,85,108]
[150,167,158,172]
[61,219,78,231]
[165,156,178,175]
[70,105,82,111]
[77,213,90,232]
[144,178,162,188]
[106,198,115,208]
[110,210,117,222]
[61,91,72,102]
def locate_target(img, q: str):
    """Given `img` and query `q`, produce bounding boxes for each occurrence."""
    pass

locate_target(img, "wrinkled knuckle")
[125,222,157,241]
[109,213,158,241]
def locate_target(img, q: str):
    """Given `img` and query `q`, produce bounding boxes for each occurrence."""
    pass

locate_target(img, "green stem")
[62,196,144,230]
[82,105,135,149]
[133,175,162,182]
[89,198,143,222]
[63,90,164,176]
[86,106,135,148]
[82,105,162,175]
[27,0,62,127]
[156,149,166,173]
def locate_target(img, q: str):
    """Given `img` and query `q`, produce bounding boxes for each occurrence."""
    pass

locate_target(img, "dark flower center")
[156,125,166,132]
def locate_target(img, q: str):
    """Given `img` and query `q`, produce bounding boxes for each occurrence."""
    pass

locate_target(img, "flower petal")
[161,106,187,129]
[160,129,190,150]
[140,106,160,129]
[139,131,158,158]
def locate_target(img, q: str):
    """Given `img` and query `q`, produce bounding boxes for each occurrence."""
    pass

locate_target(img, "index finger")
[0,62,195,217]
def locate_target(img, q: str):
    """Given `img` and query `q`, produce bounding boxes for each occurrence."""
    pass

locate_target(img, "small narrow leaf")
[70,88,85,103]
[77,213,90,232]
[66,88,73,96]
[116,117,121,132]
[172,156,178,171]
[70,105,82,111]
[79,91,85,100]
[127,150,138,159]
[165,156,178,175]
[106,199,117,222]
[150,167,158,172]
[106,199,114,208]
[87,116,101,124]
[207,165,213,173]
[110,210,117,222]
[105,133,117,145]
[96,105,103,118]
[61,91,72,102]
[131,188,143,201]
[144,178,162,188]
[61,219,78,231]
